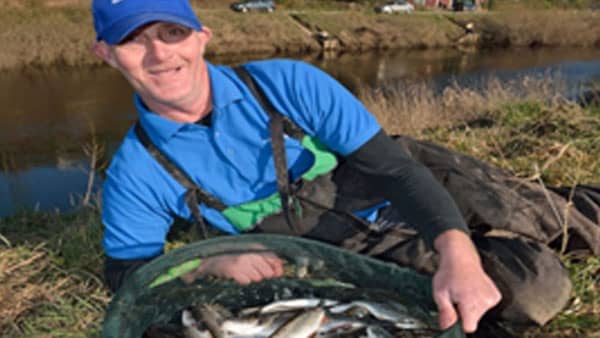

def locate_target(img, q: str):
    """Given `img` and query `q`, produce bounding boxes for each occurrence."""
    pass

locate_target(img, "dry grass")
[362,77,600,185]
[0,210,108,336]
[464,11,600,48]
[0,5,599,69]
[0,244,109,336]
[361,75,567,134]
[0,7,99,69]
[293,11,463,51]
[199,10,321,57]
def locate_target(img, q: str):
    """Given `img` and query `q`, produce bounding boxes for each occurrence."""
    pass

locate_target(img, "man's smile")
[149,65,184,76]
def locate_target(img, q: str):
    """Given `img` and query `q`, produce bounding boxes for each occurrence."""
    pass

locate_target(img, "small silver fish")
[316,316,365,334]
[394,318,427,330]
[269,308,326,338]
[329,301,425,329]
[193,304,226,338]
[260,298,337,314]
[181,310,212,338]
[221,312,294,337]
[237,306,262,317]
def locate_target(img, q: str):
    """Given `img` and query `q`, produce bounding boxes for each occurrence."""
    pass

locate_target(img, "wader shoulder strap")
[232,67,305,140]
[134,122,227,238]
[233,66,301,234]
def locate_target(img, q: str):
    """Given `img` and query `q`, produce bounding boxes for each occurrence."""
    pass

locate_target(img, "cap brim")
[101,12,202,45]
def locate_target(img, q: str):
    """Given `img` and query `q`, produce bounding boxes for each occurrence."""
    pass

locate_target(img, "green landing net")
[101,234,465,338]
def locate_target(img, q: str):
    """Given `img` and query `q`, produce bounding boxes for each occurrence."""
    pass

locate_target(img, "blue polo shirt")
[102,59,381,260]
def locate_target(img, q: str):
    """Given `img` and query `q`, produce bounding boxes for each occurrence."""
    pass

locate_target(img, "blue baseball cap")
[92,0,203,45]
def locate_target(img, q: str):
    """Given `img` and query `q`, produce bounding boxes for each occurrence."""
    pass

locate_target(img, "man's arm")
[345,130,501,332]
[345,130,469,245]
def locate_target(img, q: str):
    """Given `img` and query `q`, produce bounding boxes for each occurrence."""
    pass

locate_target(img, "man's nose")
[146,38,172,61]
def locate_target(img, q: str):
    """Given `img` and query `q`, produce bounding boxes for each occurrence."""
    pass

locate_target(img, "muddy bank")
[0,7,599,70]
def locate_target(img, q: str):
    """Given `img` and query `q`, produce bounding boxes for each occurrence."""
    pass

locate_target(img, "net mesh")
[102,234,465,338]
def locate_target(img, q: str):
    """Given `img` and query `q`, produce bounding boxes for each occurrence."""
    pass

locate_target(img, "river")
[1,47,600,217]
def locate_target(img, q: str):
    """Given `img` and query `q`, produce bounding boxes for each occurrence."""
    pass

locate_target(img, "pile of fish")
[181,297,438,338]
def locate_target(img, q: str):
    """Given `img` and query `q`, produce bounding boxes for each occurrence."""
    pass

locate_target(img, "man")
[91,0,501,333]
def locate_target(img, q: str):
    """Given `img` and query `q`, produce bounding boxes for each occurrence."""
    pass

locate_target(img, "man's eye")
[161,26,192,43]
[169,28,186,36]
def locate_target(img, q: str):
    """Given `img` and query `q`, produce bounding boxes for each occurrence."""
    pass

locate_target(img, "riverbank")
[1,76,599,337]
[1,6,599,70]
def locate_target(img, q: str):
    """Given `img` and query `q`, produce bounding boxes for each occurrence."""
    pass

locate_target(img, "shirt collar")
[135,62,244,146]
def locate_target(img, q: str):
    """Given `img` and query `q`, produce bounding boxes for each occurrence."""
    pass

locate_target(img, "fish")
[268,308,327,338]
[314,316,366,336]
[193,304,227,338]
[181,309,213,338]
[221,312,294,337]
[329,300,426,329]
[259,298,337,314]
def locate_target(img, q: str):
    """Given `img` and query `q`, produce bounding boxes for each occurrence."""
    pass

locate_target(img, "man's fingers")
[434,291,458,330]
[457,300,481,333]
[234,274,252,285]
[457,284,502,333]
[190,252,286,285]
[237,260,267,284]
[263,255,284,276]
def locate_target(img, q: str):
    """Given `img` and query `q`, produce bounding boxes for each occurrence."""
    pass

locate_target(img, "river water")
[2,47,600,217]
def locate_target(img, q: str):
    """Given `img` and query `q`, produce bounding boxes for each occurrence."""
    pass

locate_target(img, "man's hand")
[433,229,502,333]
[183,252,284,285]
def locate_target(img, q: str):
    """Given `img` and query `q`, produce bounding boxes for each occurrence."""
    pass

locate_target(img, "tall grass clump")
[363,76,599,185]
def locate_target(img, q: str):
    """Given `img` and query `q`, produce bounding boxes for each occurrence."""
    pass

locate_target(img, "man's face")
[93,22,212,109]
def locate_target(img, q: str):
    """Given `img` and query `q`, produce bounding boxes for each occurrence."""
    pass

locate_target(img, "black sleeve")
[104,255,156,293]
[345,129,469,248]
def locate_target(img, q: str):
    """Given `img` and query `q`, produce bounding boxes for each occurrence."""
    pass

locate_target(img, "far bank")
[0,7,599,70]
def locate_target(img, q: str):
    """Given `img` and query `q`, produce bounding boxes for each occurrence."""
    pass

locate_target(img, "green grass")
[421,100,600,186]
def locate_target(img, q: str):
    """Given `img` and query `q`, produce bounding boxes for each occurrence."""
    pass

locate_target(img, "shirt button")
[227,149,235,155]
[215,132,220,137]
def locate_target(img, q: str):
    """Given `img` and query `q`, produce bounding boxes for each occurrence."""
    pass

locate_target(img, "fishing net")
[102,234,465,338]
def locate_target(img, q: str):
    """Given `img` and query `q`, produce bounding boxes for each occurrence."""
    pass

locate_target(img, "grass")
[1,75,598,336]
[0,4,599,69]
[361,76,600,185]
[0,210,108,337]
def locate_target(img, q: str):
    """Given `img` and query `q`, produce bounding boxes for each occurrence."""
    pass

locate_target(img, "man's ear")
[200,26,213,43]
[91,41,118,68]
